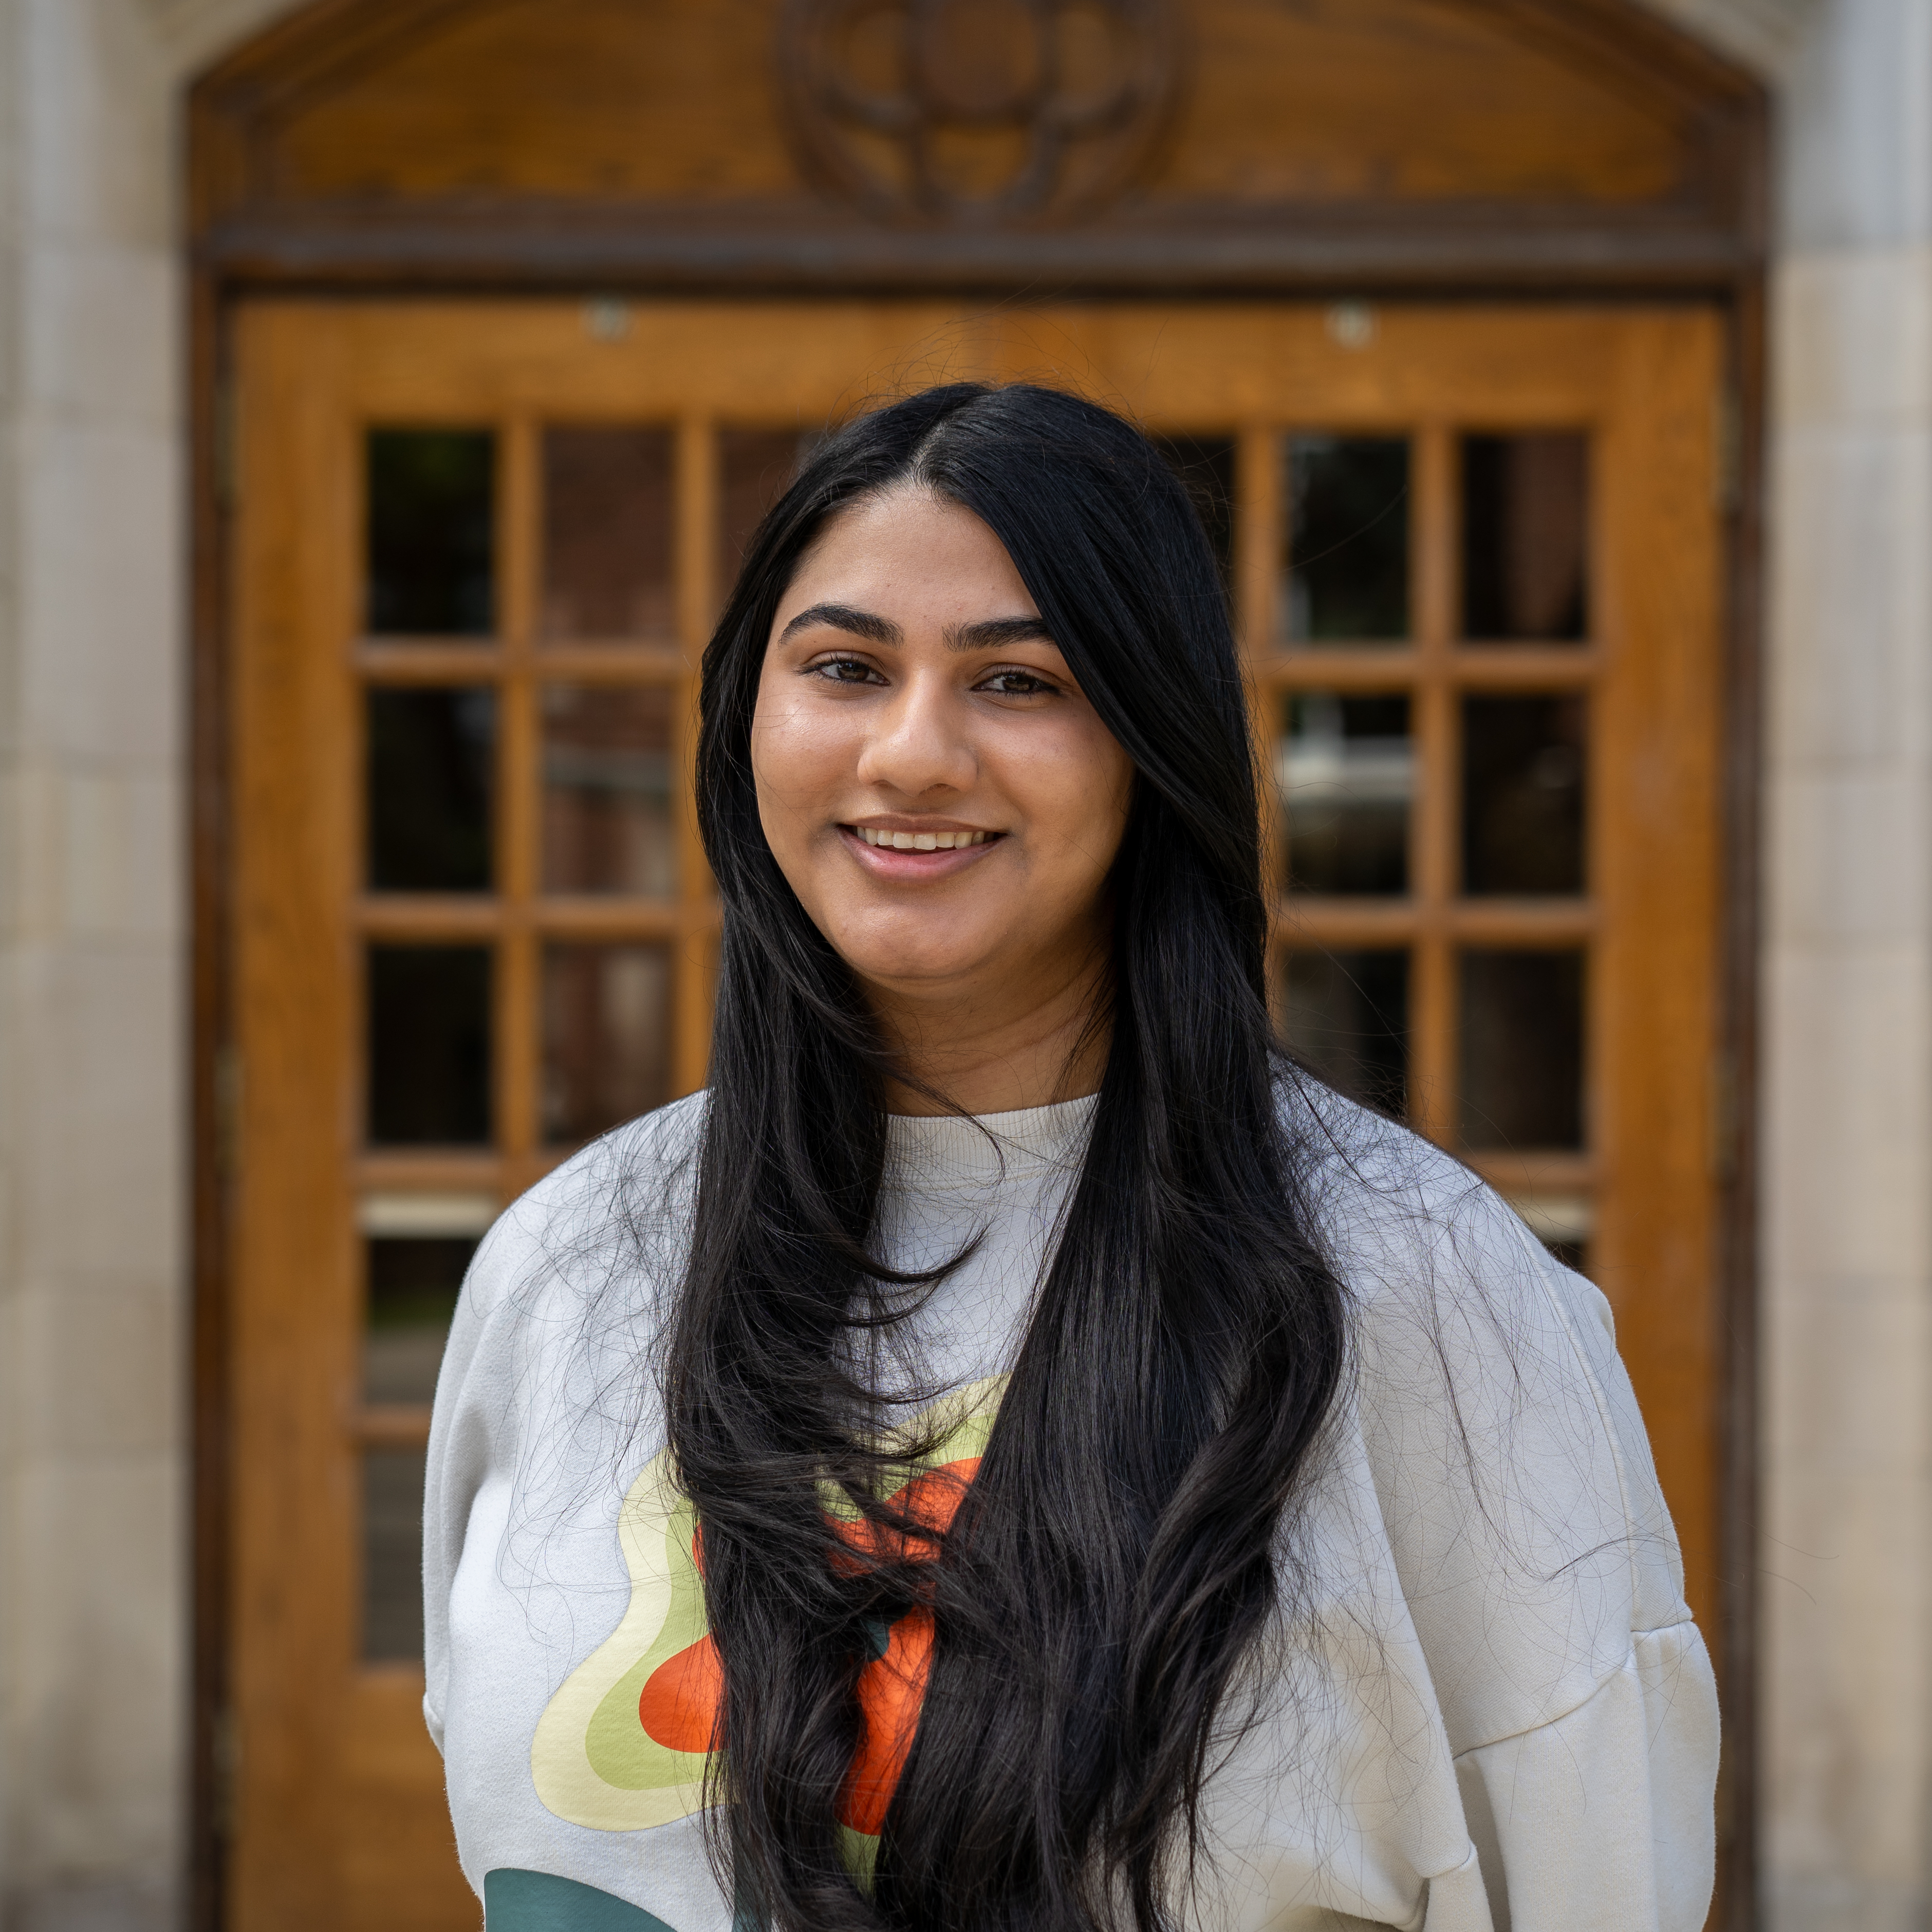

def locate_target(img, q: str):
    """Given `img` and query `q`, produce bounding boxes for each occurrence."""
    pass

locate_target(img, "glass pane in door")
[541,426,675,640]
[1283,435,1410,642]
[366,429,495,636]
[542,942,673,1145]
[361,1447,429,1662]
[1154,434,1236,596]
[366,945,494,1145]
[541,684,678,896]
[1460,432,1588,641]
[1461,695,1587,895]
[365,687,495,891]
[363,1235,476,1405]
[719,429,815,590]
[1278,693,1413,894]
[1458,949,1585,1149]
[1279,948,1409,1115]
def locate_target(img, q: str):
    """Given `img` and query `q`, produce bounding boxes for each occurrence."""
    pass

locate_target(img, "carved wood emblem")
[778,0,1185,225]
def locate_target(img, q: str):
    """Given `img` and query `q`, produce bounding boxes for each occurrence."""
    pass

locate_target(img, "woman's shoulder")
[1283,1075,1693,1749]
[460,1088,710,1325]
[1280,1074,1612,1358]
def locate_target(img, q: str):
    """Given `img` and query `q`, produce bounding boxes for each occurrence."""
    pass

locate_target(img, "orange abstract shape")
[629,1453,983,1837]
[841,1605,935,1836]
[832,1458,981,1570]
[638,1634,725,1754]
[534,1378,1006,1842]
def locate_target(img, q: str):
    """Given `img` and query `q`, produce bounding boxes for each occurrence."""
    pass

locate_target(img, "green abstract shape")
[841,1825,880,1895]
[584,1492,713,1790]
[485,1867,683,1931]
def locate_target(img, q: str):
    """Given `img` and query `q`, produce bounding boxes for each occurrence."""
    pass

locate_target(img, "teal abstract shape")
[485,1868,683,1932]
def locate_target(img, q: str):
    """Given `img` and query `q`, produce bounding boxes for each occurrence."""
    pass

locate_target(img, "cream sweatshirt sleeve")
[1331,1128,1719,1931]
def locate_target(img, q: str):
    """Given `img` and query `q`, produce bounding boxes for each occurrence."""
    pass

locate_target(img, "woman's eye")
[979,668,1056,697]
[812,657,885,685]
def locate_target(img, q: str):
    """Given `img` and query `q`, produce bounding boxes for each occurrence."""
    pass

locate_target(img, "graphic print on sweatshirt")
[530,1377,1006,1873]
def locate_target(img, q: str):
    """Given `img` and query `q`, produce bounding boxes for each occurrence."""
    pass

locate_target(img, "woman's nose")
[854,674,975,798]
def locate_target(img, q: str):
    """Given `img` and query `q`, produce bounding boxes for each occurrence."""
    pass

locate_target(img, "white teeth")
[856,827,991,848]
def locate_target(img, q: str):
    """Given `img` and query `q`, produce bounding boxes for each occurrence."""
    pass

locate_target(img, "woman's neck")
[866,944,1110,1118]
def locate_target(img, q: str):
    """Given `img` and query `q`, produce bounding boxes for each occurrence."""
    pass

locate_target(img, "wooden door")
[227,297,1723,1925]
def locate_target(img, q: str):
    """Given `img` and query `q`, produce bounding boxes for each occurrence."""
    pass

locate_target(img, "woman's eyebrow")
[947,615,1054,652]
[778,602,901,645]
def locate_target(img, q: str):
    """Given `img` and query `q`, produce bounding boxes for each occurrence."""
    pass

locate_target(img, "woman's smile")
[840,819,1005,877]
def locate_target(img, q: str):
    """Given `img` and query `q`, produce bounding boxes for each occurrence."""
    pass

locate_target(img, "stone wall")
[0,4,292,1925]
[1762,5,1932,1925]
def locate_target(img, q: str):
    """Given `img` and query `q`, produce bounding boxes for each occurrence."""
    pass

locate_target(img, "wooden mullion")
[501,414,538,649]
[506,1148,570,1200]
[1453,645,1597,691]
[357,896,500,938]
[519,643,689,681]
[673,415,719,1099]
[1236,424,1278,660]
[1270,647,1418,692]
[351,1405,433,1448]
[355,643,505,682]
[532,897,699,941]
[357,642,689,681]
[1290,898,1591,945]
[1240,425,1288,918]
[498,414,540,1160]
[1446,901,1594,944]
[1466,1150,1597,1197]
[1407,830,1455,1143]
[1414,422,1455,653]
[1408,421,1456,1144]
[1287,901,1419,946]
[354,1150,506,1194]
[497,874,538,1161]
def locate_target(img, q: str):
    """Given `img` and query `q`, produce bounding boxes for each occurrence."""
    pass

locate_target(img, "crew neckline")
[883,1092,1099,1190]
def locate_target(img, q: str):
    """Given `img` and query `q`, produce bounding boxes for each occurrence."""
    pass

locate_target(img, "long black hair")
[665,383,1348,1932]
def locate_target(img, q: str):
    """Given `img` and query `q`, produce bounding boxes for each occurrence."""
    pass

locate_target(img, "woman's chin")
[835,925,1008,997]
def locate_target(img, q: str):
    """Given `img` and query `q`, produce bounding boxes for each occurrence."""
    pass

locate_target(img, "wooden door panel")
[229,298,1724,1924]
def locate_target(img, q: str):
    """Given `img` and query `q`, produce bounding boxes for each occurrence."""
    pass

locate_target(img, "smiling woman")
[753,491,1132,1116]
[422,384,1718,1932]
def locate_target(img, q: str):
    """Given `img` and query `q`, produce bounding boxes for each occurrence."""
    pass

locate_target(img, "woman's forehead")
[778,489,1035,625]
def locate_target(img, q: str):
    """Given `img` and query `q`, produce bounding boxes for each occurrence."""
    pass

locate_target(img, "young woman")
[424,383,1718,1932]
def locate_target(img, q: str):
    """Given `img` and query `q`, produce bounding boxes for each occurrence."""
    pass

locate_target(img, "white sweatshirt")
[423,1087,1717,1932]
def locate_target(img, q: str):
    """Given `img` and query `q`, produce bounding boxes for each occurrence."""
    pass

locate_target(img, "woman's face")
[751,487,1135,1010]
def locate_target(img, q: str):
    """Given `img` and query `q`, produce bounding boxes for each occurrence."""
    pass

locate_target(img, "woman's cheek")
[1034,733,1131,870]
[755,698,845,818]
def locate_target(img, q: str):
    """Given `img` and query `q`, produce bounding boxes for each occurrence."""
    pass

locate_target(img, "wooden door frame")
[184,11,1768,1928]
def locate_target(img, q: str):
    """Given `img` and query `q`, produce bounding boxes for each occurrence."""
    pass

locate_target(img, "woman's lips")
[839,824,1003,878]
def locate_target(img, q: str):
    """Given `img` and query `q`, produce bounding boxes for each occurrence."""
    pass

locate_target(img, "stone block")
[1766,765,1932,943]
[1770,421,1932,770]
[25,242,178,430]
[1777,245,1932,426]
[1762,1270,1932,1473]
[11,942,182,1277]
[1761,946,1932,1277]
[5,1878,176,1932]
[17,418,180,765]
[17,1269,183,1458]
[22,0,172,249]
[10,1456,184,1879]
